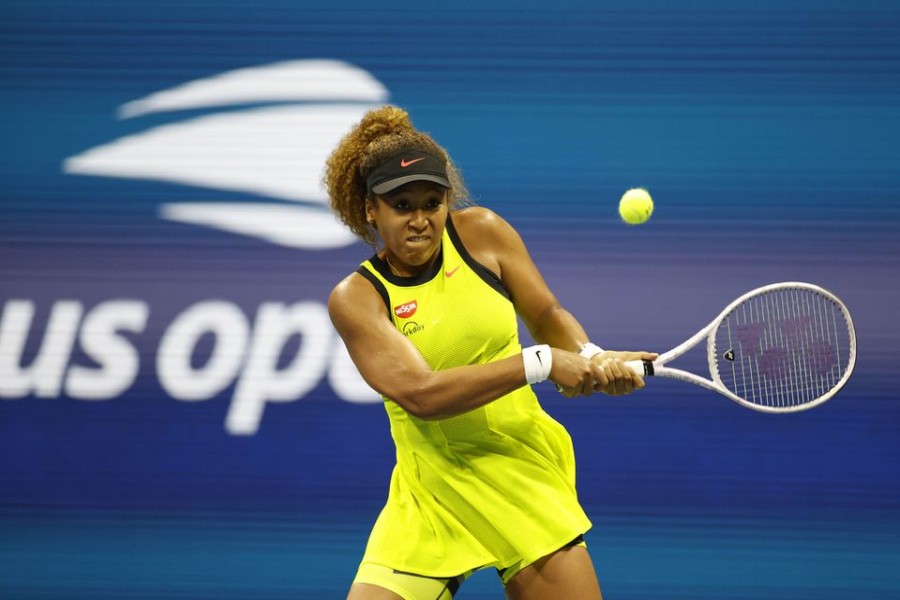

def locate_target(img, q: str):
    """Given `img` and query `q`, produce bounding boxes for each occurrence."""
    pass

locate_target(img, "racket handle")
[625,359,655,377]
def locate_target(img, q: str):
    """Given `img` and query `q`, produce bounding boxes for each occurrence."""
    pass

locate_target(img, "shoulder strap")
[356,259,391,318]
[445,213,511,301]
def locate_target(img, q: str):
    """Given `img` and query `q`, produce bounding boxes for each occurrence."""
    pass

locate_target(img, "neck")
[382,250,440,278]
[383,253,405,277]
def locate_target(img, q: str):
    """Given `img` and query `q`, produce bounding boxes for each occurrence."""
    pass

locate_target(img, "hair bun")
[357,105,414,146]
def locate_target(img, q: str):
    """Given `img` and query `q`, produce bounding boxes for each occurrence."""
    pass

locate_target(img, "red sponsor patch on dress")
[394,300,417,319]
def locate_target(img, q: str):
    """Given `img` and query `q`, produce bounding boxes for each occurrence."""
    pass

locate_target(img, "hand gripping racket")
[625,282,857,413]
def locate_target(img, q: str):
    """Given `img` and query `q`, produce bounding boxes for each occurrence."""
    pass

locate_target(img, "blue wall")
[1,1,899,598]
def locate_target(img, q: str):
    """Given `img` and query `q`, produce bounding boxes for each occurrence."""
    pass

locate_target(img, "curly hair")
[324,105,469,246]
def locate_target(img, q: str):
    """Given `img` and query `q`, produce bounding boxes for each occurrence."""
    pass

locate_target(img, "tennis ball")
[618,188,654,225]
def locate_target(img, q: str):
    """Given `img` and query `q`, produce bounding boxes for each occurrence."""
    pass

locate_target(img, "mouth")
[406,235,430,244]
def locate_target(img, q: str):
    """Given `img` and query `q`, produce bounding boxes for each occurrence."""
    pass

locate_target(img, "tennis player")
[325,105,657,600]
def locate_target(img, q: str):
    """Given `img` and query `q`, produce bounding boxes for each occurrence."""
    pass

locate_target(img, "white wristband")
[522,344,552,384]
[579,342,604,359]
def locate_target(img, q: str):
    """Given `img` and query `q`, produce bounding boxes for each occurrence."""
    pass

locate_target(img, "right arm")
[329,272,534,420]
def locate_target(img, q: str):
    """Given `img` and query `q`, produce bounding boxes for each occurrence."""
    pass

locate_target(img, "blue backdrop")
[1,1,898,598]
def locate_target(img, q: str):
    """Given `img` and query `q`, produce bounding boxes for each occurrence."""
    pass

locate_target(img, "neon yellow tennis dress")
[354,212,591,577]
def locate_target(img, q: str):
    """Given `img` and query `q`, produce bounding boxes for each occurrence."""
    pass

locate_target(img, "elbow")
[389,378,446,420]
[393,391,443,420]
[364,364,426,418]
[407,406,442,421]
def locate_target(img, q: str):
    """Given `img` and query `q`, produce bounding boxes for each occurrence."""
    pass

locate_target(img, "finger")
[556,382,579,398]
[591,363,610,392]
[604,358,629,395]
[579,371,594,396]
[618,357,646,390]
[555,383,573,398]
[632,372,645,389]
[622,367,645,391]
[615,358,637,394]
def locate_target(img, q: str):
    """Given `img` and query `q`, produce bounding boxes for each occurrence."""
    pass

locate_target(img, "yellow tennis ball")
[618,187,654,225]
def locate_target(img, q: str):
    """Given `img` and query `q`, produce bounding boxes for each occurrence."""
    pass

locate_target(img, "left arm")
[454,207,656,396]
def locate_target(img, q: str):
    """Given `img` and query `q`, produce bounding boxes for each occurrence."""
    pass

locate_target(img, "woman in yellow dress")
[325,105,656,600]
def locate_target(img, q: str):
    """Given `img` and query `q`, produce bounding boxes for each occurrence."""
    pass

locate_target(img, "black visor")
[366,151,451,195]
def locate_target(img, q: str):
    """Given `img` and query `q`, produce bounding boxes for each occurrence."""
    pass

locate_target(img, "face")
[367,181,449,276]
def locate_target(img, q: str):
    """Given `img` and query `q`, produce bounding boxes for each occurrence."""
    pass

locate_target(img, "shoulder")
[451,206,528,278]
[452,206,521,249]
[328,270,387,326]
[452,205,508,234]
[453,205,526,252]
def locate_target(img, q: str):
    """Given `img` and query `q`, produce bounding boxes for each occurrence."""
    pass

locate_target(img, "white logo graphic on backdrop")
[63,59,388,249]
[7,60,391,435]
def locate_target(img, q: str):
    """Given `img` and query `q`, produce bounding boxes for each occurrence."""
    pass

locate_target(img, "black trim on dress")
[367,251,442,287]
[445,213,511,301]
[355,265,392,318]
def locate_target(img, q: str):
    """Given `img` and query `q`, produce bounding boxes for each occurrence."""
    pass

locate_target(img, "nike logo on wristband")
[536,350,543,365]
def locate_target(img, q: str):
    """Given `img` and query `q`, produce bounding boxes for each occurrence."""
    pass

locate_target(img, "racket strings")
[715,288,852,408]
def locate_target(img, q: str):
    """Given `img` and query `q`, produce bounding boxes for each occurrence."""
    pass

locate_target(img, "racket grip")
[625,359,655,377]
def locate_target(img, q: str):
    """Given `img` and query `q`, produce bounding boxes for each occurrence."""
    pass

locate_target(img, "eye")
[393,200,411,211]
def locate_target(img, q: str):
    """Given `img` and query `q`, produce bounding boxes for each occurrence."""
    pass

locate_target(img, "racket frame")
[626,281,857,413]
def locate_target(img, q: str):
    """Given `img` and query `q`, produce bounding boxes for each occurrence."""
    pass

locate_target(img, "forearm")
[389,354,529,420]
[527,303,591,353]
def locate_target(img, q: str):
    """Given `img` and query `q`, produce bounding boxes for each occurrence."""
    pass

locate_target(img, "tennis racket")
[625,282,856,413]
